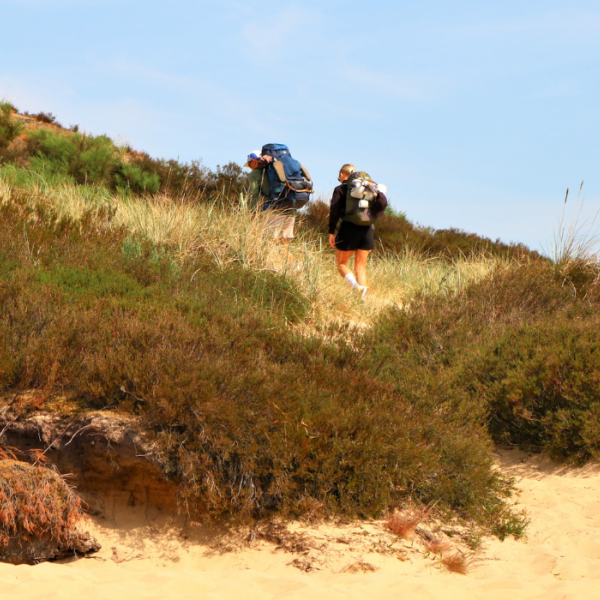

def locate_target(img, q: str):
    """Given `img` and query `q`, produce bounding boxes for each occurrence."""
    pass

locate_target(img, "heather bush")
[128,154,210,198]
[0,459,99,564]
[465,316,600,461]
[365,260,600,462]
[113,154,249,200]
[29,111,60,125]
[0,201,513,524]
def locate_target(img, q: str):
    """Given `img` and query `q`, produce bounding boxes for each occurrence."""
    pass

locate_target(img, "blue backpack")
[261,143,314,210]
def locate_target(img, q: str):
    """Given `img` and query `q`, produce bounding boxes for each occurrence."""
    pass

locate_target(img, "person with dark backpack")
[328,164,388,300]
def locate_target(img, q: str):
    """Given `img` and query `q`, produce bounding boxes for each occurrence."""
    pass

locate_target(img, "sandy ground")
[1,449,600,600]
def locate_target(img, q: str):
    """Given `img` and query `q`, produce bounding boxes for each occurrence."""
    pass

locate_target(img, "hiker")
[328,164,388,299]
[244,145,313,244]
[245,150,271,213]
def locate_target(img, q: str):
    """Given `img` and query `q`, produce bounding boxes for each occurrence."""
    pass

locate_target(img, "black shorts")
[335,221,375,251]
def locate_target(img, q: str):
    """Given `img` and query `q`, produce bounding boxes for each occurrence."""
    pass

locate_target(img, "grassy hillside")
[1,104,598,537]
[1,101,536,260]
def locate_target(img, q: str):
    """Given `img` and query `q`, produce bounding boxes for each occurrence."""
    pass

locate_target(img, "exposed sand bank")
[1,449,599,599]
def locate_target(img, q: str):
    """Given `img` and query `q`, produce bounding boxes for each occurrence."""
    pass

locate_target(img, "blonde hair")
[339,164,355,176]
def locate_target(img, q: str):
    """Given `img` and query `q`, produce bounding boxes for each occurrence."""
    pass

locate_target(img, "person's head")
[244,150,262,170]
[338,164,355,183]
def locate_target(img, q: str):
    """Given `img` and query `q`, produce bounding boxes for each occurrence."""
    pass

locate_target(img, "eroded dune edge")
[1,448,599,600]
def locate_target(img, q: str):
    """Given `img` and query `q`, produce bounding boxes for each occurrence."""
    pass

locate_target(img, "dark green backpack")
[344,171,378,226]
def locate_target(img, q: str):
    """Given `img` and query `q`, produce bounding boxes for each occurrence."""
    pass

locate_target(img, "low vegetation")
[0,197,510,524]
[365,259,600,463]
[0,459,83,549]
[385,508,426,538]
[1,107,598,537]
[0,459,99,564]
[0,103,246,199]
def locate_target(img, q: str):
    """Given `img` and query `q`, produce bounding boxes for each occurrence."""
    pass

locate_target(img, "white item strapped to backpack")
[349,179,387,207]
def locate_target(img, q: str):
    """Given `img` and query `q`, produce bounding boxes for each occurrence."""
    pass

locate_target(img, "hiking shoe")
[356,285,368,301]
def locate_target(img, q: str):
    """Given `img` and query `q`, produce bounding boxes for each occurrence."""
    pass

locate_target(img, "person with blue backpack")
[328,164,388,300]
[244,144,313,243]
[245,150,272,212]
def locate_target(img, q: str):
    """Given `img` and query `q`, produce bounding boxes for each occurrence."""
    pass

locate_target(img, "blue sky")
[1,0,599,250]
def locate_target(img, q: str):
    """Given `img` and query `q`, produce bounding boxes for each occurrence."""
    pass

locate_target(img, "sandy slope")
[1,449,599,600]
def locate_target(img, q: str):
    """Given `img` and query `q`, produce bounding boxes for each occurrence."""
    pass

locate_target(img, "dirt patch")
[0,398,178,519]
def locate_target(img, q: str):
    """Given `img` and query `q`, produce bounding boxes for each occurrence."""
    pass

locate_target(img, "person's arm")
[259,169,271,203]
[328,185,345,248]
[328,186,344,235]
[248,168,271,212]
[248,169,265,212]
[256,155,273,169]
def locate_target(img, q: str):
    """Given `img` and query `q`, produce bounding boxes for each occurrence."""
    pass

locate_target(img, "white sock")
[344,273,359,289]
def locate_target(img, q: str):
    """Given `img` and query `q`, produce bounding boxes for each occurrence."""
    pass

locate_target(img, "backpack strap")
[273,161,287,183]
[300,165,312,182]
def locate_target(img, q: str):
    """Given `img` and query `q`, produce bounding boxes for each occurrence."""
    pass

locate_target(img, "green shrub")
[466,319,600,461]
[2,119,247,202]
[115,163,160,194]
[0,102,24,150]
[27,128,119,185]
[0,101,18,114]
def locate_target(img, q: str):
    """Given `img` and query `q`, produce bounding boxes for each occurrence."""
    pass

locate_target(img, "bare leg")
[336,250,355,278]
[354,250,370,287]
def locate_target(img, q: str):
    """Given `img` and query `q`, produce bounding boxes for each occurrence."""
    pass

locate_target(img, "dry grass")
[543,184,600,287]
[0,460,83,548]
[424,538,452,556]
[421,535,473,574]
[442,551,472,575]
[385,508,427,538]
[0,175,504,331]
[342,560,379,573]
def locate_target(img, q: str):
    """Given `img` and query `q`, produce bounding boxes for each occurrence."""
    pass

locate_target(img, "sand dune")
[1,449,599,600]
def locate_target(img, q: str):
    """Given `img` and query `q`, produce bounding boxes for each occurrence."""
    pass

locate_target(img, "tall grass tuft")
[544,183,600,294]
